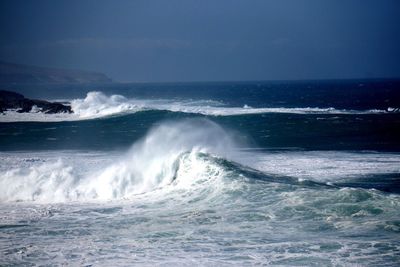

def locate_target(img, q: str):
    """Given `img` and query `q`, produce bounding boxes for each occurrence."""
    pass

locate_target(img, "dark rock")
[0,90,72,114]
[0,90,25,112]
[31,99,72,114]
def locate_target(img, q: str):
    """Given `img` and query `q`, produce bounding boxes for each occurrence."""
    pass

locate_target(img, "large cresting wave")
[0,119,240,203]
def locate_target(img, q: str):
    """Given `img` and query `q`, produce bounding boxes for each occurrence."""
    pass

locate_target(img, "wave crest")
[2,91,398,122]
[0,119,238,202]
[69,91,400,117]
[70,91,142,118]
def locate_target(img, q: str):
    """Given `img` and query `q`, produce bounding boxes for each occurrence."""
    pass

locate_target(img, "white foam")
[0,119,237,203]
[0,91,396,122]
[241,150,400,183]
[1,148,399,203]
[168,106,389,116]
[70,91,143,118]
[0,109,76,122]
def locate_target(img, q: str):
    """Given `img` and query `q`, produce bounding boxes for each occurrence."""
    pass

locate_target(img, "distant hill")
[0,61,112,84]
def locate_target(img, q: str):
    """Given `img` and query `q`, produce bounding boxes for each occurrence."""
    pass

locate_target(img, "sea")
[1,79,400,266]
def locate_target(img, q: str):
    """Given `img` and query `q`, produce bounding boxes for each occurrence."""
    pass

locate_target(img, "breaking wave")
[2,118,399,203]
[52,91,400,117]
[70,91,142,118]
[1,91,398,122]
[0,119,239,202]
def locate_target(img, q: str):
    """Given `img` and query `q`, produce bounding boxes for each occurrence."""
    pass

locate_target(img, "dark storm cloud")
[0,0,399,82]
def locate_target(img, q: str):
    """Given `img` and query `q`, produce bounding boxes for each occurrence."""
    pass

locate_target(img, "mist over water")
[1,0,400,262]
[1,82,400,265]
[0,119,238,202]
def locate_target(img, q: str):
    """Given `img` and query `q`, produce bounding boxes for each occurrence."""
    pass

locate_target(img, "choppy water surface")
[1,81,400,265]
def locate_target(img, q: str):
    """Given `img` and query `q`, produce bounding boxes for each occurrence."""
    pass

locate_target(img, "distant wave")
[68,92,400,117]
[1,91,398,122]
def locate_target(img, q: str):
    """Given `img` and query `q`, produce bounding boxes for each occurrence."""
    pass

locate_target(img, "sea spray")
[0,160,78,202]
[1,91,397,122]
[0,119,239,202]
[70,91,142,118]
[1,81,400,265]
[70,91,394,118]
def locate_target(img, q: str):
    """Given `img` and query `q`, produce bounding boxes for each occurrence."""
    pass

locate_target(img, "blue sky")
[0,0,399,82]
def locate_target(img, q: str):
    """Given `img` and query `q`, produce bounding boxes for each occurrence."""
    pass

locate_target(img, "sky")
[0,0,399,82]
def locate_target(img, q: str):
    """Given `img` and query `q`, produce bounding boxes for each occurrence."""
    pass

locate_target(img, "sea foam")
[0,119,237,202]
[1,91,397,122]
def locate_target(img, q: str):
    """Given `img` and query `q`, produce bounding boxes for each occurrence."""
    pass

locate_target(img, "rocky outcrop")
[0,90,72,114]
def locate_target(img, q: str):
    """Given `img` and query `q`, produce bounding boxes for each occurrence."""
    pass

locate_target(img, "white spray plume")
[0,119,238,202]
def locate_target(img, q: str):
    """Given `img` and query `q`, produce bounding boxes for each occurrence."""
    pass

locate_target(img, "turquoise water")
[1,80,400,265]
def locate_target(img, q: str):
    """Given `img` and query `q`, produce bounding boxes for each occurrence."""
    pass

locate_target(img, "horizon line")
[114,76,400,85]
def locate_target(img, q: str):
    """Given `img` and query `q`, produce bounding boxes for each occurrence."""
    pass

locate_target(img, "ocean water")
[1,80,400,266]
